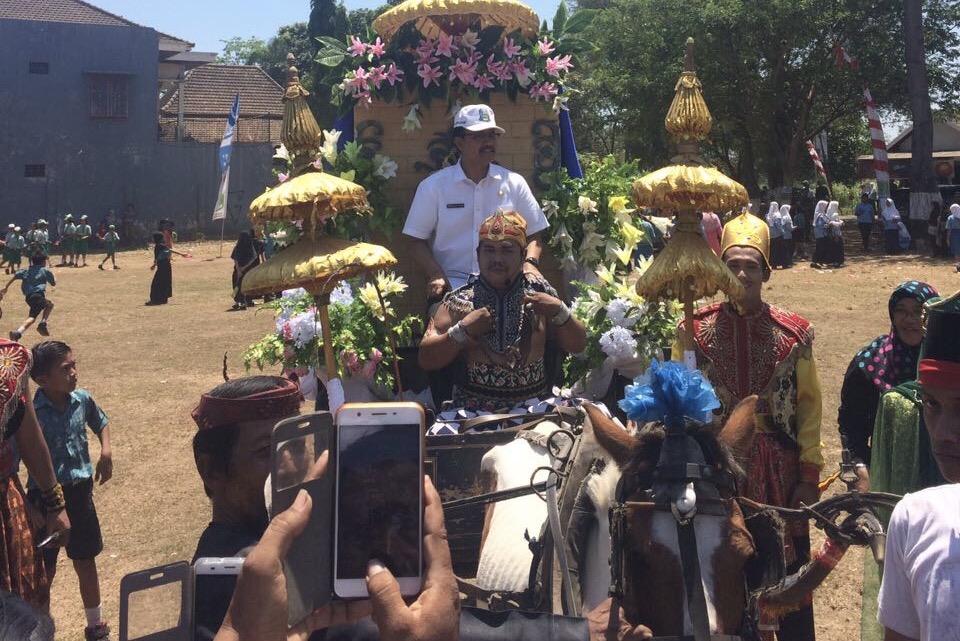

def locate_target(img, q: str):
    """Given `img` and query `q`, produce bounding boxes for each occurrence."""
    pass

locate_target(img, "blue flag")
[214,93,239,221]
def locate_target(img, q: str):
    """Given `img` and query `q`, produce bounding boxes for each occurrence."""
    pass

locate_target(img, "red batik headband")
[191,380,302,430]
[918,359,960,390]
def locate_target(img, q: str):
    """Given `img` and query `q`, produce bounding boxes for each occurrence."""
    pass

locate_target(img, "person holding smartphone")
[419,209,587,418]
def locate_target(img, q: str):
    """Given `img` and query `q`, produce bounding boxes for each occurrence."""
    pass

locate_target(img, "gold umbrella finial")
[281,53,322,175]
[664,37,712,161]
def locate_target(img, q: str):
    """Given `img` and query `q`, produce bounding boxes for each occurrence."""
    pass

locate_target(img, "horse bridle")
[608,421,740,641]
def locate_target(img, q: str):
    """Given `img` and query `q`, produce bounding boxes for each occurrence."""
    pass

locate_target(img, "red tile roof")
[0,0,193,47]
[158,65,285,143]
[159,65,284,119]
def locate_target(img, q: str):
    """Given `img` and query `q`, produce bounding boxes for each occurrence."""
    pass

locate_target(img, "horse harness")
[607,425,743,641]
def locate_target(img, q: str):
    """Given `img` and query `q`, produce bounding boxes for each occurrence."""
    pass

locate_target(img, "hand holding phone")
[334,403,425,599]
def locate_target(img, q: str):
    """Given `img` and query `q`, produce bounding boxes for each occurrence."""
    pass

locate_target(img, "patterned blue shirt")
[28,388,108,488]
[13,266,55,296]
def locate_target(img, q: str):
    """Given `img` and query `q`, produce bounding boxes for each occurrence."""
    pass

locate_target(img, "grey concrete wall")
[0,19,275,238]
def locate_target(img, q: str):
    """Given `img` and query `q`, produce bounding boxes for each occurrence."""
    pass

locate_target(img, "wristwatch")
[551,303,572,326]
[523,257,540,269]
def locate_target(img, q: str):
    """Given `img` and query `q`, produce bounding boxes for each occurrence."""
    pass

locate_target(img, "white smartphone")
[334,402,425,599]
[193,557,244,640]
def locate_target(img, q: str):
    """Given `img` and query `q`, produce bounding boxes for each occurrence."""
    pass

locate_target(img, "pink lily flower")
[472,73,494,91]
[347,36,367,57]
[370,348,383,364]
[343,67,369,94]
[361,359,378,381]
[417,63,442,87]
[384,63,404,85]
[368,65,386,87]
[448,57,477,84]
[368,36,386,57]
[546,54,574,77]
[511,61,533,86]
[529,82,559,101]
[416,38,436,59]
[356,90,373,107]
[312,157,323,170]
[486,55,512,81]
[537,37,556,56]
[278,171,290,183]
[503,37,521,58]
[435,33,458,57]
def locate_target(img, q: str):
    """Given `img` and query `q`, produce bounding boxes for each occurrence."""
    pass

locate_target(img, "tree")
[216,37,269,65]
[903,0,938,221]
[569,0,960,192]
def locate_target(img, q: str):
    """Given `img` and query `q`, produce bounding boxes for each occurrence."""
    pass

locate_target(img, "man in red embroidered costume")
[419,209,586,415]
[678,212,824,641]
[0,339,71,607]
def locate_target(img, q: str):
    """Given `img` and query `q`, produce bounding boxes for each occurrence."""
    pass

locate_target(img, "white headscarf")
[827,201,841,222]
[949,203,960,219]
[881,198,900,222]
[766,202,781,226]
[779,204,792,219]
[814,200,829,221]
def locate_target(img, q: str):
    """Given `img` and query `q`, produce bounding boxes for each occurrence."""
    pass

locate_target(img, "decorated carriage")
[235,3,900,638]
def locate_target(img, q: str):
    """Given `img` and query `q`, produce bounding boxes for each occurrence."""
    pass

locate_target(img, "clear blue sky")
[89,0,562,54]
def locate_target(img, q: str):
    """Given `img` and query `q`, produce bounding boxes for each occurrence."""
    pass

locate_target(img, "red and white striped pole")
[863,86,891,199]
[805,140,828,181]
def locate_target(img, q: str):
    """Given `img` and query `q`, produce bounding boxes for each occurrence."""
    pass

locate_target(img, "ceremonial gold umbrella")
[372,0,539,42]
[241,55,393,386]
[247,55,371,238]
[631,39,748,366]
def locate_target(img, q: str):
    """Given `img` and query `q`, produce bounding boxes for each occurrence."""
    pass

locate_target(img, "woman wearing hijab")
[880,198,902,255]
[837,280,939,485]
[811,200,830,268]
[230,230,260,310]
[766,201,786,268]
[826,200,844,267]
[946,203,960,271]
[779,204,796,267]
[147,232,188,305]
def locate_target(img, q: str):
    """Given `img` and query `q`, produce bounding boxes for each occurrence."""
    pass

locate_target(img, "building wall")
[0,19,275,237]
[888,122,960,153]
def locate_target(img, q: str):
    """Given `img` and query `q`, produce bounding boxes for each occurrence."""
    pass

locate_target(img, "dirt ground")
[31,238,959,639]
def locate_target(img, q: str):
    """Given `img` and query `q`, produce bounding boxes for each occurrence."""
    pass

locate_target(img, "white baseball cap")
[454,104,505,133]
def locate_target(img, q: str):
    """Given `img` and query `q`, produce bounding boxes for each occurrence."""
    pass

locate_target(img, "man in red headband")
[190,375,301,639]
[419,210,586,416]
[879,291,960,640]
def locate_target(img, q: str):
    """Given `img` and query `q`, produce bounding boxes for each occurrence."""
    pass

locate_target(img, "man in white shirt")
[402,104,548,301]
[878,291,960,640]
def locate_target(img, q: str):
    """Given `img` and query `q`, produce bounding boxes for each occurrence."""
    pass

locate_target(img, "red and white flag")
[805,140,828,180]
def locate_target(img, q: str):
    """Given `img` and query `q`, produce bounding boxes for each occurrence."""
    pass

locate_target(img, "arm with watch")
[522,291,588,354]
[521,233,544,280]
[418,304,495,371]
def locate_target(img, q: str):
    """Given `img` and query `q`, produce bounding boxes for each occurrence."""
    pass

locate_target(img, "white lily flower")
[578,196,598,215]
[373,154,398,180]
[402,104,422,132]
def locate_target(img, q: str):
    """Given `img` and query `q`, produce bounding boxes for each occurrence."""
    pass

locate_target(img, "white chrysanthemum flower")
[358,283,389,319]
[599,326,638,362]
[289,310,319,348]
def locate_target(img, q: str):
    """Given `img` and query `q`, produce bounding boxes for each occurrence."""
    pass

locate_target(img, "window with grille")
[28,61,49,75]
[24,165,46,178]
[88,74,129,118]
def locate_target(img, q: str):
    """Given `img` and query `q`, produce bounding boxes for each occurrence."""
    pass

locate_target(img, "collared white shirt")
[402,162,547,290]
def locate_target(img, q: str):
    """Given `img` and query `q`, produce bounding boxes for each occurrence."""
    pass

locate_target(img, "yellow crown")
[721,212,770,269]
[478,209,526,247]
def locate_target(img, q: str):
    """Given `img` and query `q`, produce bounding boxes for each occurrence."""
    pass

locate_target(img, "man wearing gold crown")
[678,212,824,641]
[419,210,586,415]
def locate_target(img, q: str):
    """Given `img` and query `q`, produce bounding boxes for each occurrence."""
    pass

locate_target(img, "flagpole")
[219,215,226,258]
[213,93,239,250]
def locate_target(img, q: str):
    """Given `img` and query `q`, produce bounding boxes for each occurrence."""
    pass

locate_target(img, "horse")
[473,390,887,639]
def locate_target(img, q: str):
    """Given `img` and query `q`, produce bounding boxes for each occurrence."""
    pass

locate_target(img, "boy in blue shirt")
[27,341,112,641]
[0,253,55,341]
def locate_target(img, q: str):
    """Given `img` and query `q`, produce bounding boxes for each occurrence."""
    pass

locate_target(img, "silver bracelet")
[551,303,572,326]
[447,322,469,345]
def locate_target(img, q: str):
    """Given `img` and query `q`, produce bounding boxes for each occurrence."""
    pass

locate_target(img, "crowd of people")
[0,102,958,640]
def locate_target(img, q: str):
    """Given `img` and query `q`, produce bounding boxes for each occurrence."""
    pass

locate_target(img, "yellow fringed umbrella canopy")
[373,0,539,42]
[631,38,749,365]
[241,236,397,298]
[248,172,371,231]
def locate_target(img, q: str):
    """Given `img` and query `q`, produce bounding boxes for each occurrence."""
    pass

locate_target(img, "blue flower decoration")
[618,360,720,428]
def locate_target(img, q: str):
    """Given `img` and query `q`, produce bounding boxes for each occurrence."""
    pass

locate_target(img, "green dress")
[860,381,944,641]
